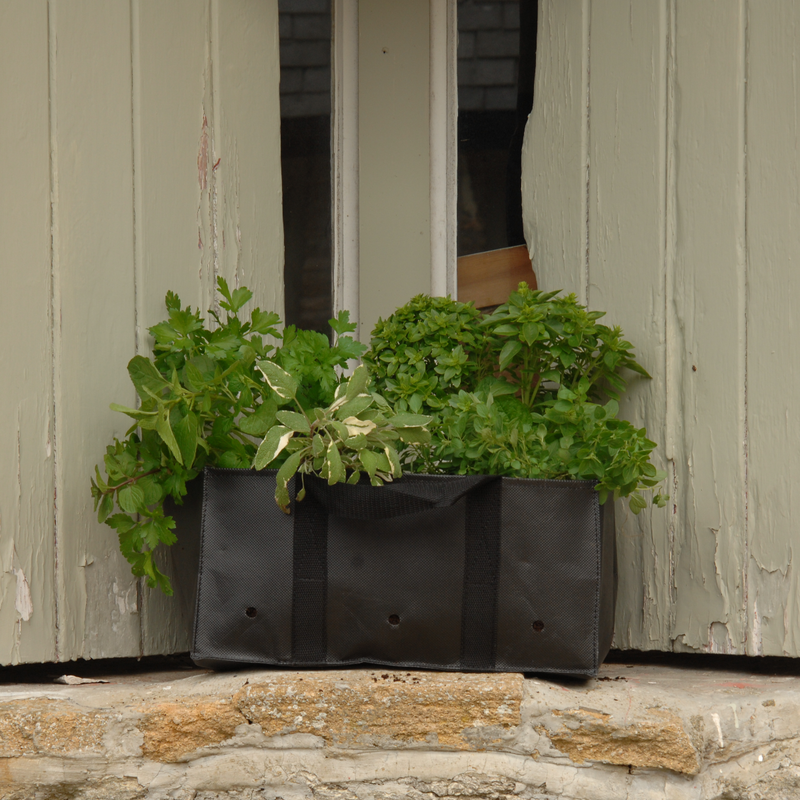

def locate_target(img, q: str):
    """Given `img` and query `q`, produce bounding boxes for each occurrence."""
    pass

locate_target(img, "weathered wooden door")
[0,0,284,664]
[523,0,800,657]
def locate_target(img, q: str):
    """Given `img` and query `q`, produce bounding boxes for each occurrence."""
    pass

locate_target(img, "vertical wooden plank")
[134,0,213,655]
[51,0,141,660]
[668,0,747,653]
[586,0,671,651]
[137,0,284,654]
[359,0,431,337]
[520,0,587,299]
[745,1,800,656]
[133,0,211,331]
[0,1,57,665]
[215,0,284,313]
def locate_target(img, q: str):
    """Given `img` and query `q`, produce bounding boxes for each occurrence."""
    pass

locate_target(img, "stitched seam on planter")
[190,468,211,660]
[592,492,601,674]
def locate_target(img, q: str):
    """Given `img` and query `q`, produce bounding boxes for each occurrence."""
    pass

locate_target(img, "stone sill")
[1,655,799,799]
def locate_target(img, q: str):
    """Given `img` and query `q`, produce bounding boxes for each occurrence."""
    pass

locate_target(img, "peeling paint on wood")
[0,0,283,665]
[523,0,800,656]
[13,570,33,623]
[745,1,800,658]
[0,1,57,665]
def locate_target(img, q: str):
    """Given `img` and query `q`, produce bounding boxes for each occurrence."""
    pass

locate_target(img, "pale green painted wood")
[0,1,57,665]
[585,1,672,652]
[50,0,142,661]
[359,0,432,338]
[0,0,284,665]
[522,0,800,655]
[745,1,800,657]
[136,0,285,656]
[215,0,285,312]
[133,0,216,657]
[132,0,212,325]
[521,0,587,302]
[669,0,747,655]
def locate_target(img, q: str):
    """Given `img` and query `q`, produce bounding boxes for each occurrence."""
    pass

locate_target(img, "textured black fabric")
[291,488,328,662]
[326,502,466,666]
[460,480,503,670]
[192,469,294,664]
[191,468,617,676]
[306,473,499,518]
[494,479,607,673]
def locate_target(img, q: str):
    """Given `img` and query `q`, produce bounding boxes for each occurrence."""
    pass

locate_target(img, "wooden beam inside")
[456,244,537,308]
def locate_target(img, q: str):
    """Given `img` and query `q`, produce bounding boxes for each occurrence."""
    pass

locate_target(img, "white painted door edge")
[332,0,360,335]
[430,0,458,298]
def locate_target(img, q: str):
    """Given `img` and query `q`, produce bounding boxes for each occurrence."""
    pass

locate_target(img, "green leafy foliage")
[95,277,664,596]
[91,280,365,594]
[363,294,484,415]
[274,311,365,410]
[482,284,650,405]
[252,365,431,512]
[365,283,667,512]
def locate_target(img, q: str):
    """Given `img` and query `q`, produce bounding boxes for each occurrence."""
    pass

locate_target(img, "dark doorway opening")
[457,0,538,256]
[279,0,333,334]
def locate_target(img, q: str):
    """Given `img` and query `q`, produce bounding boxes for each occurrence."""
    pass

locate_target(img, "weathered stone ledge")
[1,660,799,799]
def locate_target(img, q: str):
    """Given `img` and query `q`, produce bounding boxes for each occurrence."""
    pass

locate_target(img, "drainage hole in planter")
[388,614,401,626]
[245,607,258,618]
[532,620,545,633]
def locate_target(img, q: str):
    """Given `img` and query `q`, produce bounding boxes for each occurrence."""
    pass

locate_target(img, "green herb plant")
[91,278,366,594]
[365,283,667,512]
[252,363,432,512]
[365,294,485,414]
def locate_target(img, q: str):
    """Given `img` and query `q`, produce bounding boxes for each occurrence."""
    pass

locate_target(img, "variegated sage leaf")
[276,410,311,434]
[254,425,293,470]
[345,364,370,400]
[343,416,377,437]
[358,449,378,478]
[384,445,402,477]
[327,440,344,484]
[256,360,298,400]
[275,450,304,513]
[311,434,326,457]
[335,394,374,420]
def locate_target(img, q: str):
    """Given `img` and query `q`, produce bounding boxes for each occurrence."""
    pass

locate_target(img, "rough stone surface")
[542,706,698,774]
[1,661,800,799]
[236,670,523,749]
[0,698,106,757]
[137,698,244,762]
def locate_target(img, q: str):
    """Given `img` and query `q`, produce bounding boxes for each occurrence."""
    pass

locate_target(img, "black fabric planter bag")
[191,467,616,676]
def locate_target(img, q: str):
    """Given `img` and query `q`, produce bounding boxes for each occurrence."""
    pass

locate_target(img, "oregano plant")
[365,283,668,512]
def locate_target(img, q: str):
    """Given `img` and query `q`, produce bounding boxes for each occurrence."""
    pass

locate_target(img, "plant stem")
[107,469,160,494]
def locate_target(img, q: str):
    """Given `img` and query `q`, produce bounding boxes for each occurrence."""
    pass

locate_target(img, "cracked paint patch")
[13,568,32,622]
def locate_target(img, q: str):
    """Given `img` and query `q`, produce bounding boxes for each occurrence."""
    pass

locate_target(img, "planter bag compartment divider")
[191,467,616,676]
